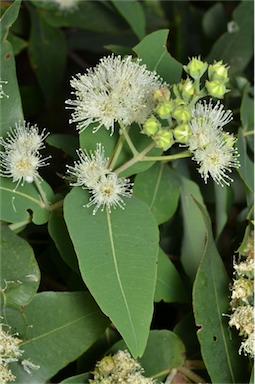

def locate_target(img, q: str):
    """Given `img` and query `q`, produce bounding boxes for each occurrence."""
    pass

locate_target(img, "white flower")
[66,143,109,189]
[239,332,254,358]
[91,350,156,384]
[0,121,48,154]
[0,122,50,188]
[188,99,233,151]
[21,359,40,374]
[192,136,240,186]
[66,55,166,134]
[0,150,49,187]
[53,0,80,12]
[86,173,133,215]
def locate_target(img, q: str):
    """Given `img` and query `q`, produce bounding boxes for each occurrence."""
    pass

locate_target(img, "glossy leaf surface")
[133,162,180,225]
[64,187,159,358]
[0,224,40,308]
[11,291,110,384]
[193,200,247,383]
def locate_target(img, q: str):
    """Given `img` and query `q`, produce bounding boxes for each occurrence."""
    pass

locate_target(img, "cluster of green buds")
[229,231,254,358]
[141,56,230,151]
[206,60,230,98]
[142,87,192,150]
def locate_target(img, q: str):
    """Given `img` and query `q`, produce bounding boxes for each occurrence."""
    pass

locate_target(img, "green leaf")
[214,183,234,241]
[8,31,27,55]
[60,372,90,384]
[46,134,79,158]
[33,0,124,32]
[193,199,248,383]
[48,209,79,273]
[202,3,227,41]
[64,188,159,358]
[0,0,23,137]
[133,29,183,84]
[0,177,54,225]
[10,291,110,384]
[240,84,254,133]
[174,313,200,359]
[0,224,40,308]
[180,176,206,280]
[154,248,187,303]
[28,5,67,102]
[133,162,180,225]
[240,83,254,153]
[237,128,254,193]
[112,0,146,40]
[110,330,186,382]
[206,1,254,74]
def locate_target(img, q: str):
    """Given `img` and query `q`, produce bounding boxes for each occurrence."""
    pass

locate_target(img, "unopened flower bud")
[153,129,173,151]
[98,356,115,373]
[208,60,229,83]
[142,116,160,136]
[183,56,208,79]
[173,124,192,144]
[153,88,170,102]
[222,132,237,148]
[172,105,191,122]
[155,101,173,119]
[206,80,229,98]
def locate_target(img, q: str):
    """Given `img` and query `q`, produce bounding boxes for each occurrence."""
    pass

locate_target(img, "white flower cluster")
[89,350,156,384]
[229,231,254,358]
[66,144,133,214]
[0,324,39,383]
[0,121,50,188]
[66,55,166,135]
[188,100,240,186]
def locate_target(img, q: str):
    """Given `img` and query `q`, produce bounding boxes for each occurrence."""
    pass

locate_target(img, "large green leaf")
[10,291,109,384]
[110,330,186,382]
[193,200,248,383]
[154,248,187,303]
[180,176,206,280]
[133,29,183,84]
[60,373,90,384]
[28,5,67,102]
[0,225,40,308]
[133,162,180,225]
[64,187,159,358]
[0,0,23,137]
[112,0,145,40]
[206,1,254,74]
[0,177,54,225]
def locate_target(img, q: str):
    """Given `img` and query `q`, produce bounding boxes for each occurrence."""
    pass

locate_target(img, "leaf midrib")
[106,208,138,353]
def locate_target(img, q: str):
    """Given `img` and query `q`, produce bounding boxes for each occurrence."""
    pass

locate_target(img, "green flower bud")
[183,56,208,79]
[142,116,160,136]
[172,105,191,122]
[155,101,173,119]
[98,356,115,373]
[208,60,229,83]
[221,132,237,148]
[153,129,173,151]
[206,79,229,98]
[173,124,192,144]
[153,87,171,102]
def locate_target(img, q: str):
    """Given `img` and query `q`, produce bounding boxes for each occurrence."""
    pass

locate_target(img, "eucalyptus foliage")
[0,1,253,383]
